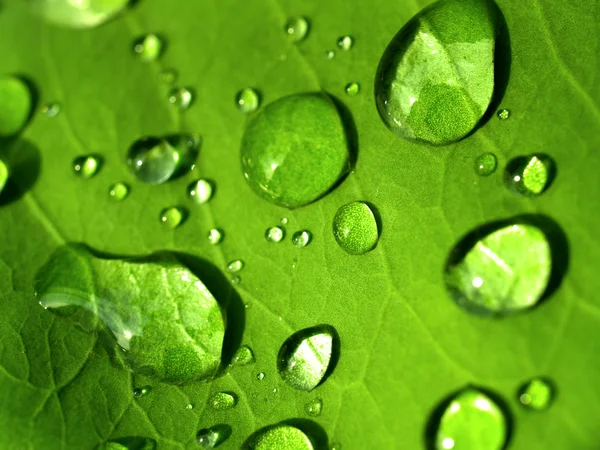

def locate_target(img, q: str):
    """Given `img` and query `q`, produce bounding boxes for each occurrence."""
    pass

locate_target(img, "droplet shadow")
[0,139,41,206]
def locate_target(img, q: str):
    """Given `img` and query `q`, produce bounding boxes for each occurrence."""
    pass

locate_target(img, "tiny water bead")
[345,82,360,96]
[518,378,554,411]
[0,76,32,136]
[257,372,266,381]
[278,325,336,391]
[292,230,312,248]
[133,386,151,399]
[28,0,129,28]
[159,68,177,84]
[232,345,255,366]
[186,403,194,410]
[265,226,285,243]
[209,392,237,411]
[236,88,261,113]
[375,0,499,145]
[281,217,289,225]
[445,222,552,316]
[285,16,309,42]
[133,34,164,62]
[73,155,101,179]
[504,154,555,197]
[231,276,241,286]
[333,202,379,255]
[109,182,129,201]
[169,87,194,110]
[434,388,508,450]
[227,260,244,273]
[304,398,323,417]
[0,160,8,194]
[337,35,354,51]
[40,102,61,118]
[241,92,350,208]
[474,152,498,176]
[188,179,214,204]
[497,109,510,120]
[160,207,186,229]
[330,443,342,450]
[208,228,224,245]
[243,424,314,450]
[325,50,336,60]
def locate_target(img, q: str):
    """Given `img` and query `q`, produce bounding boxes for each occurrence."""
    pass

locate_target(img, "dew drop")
[337,35,354,51]
[280,217,289,225]
[232,345,255,366]
[266,226,286,243]
[325,50,336,60]
[109,182,129,201]
[504,154,555,197]
[28,0,129,28]
[497,109,510,120]
[292,230,312,248]
[209,392,237,411]
[169,87,194,110]
[133,33,164,62]
[285,16,309,42]
[236,88,261,113]
[133,385,152,399]
[98,437,156,450]
[185,403,194,410]
[345,82,360,96]
[333,201,379,255]
[159,68,177,84]
[188,179,214,205]
[474,152,497,177]
[257,372,266,381]
[197,427,228,450]
[73,155,102,179]
[304,398,323,417]
[40,102,61,118]
[160,207,186,229]
[0,76,33,136]
[518,378,554,411]
[227,260,244,273]
[207,228,224,245]
[243,424,314,449]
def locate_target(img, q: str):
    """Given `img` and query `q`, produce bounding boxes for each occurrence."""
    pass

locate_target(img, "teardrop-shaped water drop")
[518,377,554,411]
[504,154,555,197]
[73,155,102,179]
[28,0,129,28]
[160,207,186,229]
[0,76,32,137]
[375,0,500,145]
[209,391,237,411]
[433,387,508,450]
[169,87,194,110]
[188,179,214,205]
[133,33,164,62]
[304,398,323,417]
[241,93,350,208]
[208,228,224,245]
[266,226,286,243]
[243,424,314,450]
[292,230,312,248]
[444,221,553,316]
[333,201,379,255]
[109,182,129,201]
[285,16,309,42]
[277,325,337,391]
[337,35,354,51]
[236,88,261,113]
[133,385,152,399]
[474,152,497,176]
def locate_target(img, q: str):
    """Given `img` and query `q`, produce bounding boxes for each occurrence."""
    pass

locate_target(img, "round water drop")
[227,260,244,273]
[160,207,186,229]
[232,345,255,366]
[28,0,129,28]
[241,92,350,208]
[433,387,508,450]
[266,226,285,243]
[292,230,312,248]
[518,378,554,411]
[497,109,510,120]
[208,228,224,245]
[236,88,261,113]
[197,427,228,450]
[133,34,164,62]
[445,221,552,316]
[375,0,499,145]
[0,160,8,195]
[345,82,360,96]
[285,16,309,42]
[159,68,177,84]
[325,50,336,60]
[474,152,497,176]
[281,217,289,225]
[333,201,379,255]
[209,392,237,411]
[133,386,152,399]
[277,325,337,391]
[188,179,214,205]
[243,424,314,450]
[185,403,194,410]
[0,76,32,137]
[73,155,101,179]
[40,102,61,118]
[257,372,266,381]
[109,182,129,201]
[337,35,354,51]
[304,398,323,417]
[504,154,555,197]
[169,87,194,110]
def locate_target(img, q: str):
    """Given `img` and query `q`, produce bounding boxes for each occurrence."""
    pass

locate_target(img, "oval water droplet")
[109,182,129,201]
[169,87,194,110]
[375,0,499,145]
[337,35,354,51]
[208,228,224,245]
[241,93,350,208]
[257,372,266,381]
[243,424,314,450]
[266,226,286,243]
[227,260,244,273]
[160,207,186,229]
[433,387,508,450]
[304,398,323,417]
[236,88,261,113]
[345,82,360,96]
[73,155,102,179]
[197,426,230,449]
[325,50,336,60]
[518,377,554,411]
[497,109,510,120]
[40,102,61,118]
[285,16,309,42]
[133,34,164,61]
[333,201,379,255]
[188,179,214,204]
[292,230,312,248]
[28,0,129,28]
[474,152,497,176]
[209,391,237,411]
[504,154,555,197]
[0,76,32,136]
[232,345,255,366]
[133,385,152,399]
[277,325,337,391]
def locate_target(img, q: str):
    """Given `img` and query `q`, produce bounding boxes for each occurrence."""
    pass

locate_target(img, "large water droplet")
[232,345,255,366]
[73,155,102,179]
[209,391,237,411]
[188,179,214,205]
[169,87,194,110]
[243,424,314,450]
[304,398,323,417]
[28,0,129,28]
[433,388,508,450]
[266,226,286,243]
[133,34,164,62]
[292,230,312,248]
[504,154,555,197]
[277,325,337,391]
[518,377,554,411]
[444,221,552,316]
[236,88,261,113]
[0,76,33,136]
[160,207,186,229]
[133,385,152,399]
[208,228,224,245]
[109,182,129,201]
[241,93,350,208]
[35,244,225,384]
[375,0,499,145]
[285,16,309,42]
[337,35,354,51]
[474,152,497,176]
[333,201,379,255]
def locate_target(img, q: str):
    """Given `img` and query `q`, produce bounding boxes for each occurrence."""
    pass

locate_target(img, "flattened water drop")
[241,93,350,208]
[188,179,214,204]
[277,325,337,391]
[232,345,255,366]
[285,16,309,42]
[28,0,129,28]
[243,424,314,450]
[109,182,129,201]
[169,87,194,110]
[160,207,186,229]
[266,226,286,243]
[504,154,555,196]
[375,0,499,145]
[292,230,312,248]
[337,35,354,51]
[0,76,32,136]
[518,377,554,411]
[474,152,497,176]
[73,155,101,179]
[433,387,508,450]
[304,398,323,417]
[209,392,237,411]
[208,228,224,245]
[236,88,261,113]
[133,34,164,62]
[333,201,379,255]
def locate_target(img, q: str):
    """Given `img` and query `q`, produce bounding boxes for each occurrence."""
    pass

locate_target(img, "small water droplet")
[159,68,177,84]
[291,258,298,269]
[231,276,241,286]
[40,102,61,117]
[285,16,309,42]
[133,33,163,61]
[504,154,555,197]
[109,182,129,201]
[272,387,278,393]
[243,424,313,449]
[160,207,186,229]
[168,87,194,110]
[232,345,255,366]
[280,217,289,225]
[265,226,286,243]
[257,372,265,381]
[73,155,101,179]
[292,230,312,248]
[497,109,511,120]
[518,378,554,411]
[188,179,214,205]
[329,442,342,450]
[325,50,336,60]
[227,260,244,273]
[207,228,224,245]
[28,0,129,28]
[209,392,237,411]
[333,201,379,255]
[236,88,261,113]
[244,301,252,309]
[197,427,225,450]
[474,152,497,177]
[345,82,360,96]
[337,35,354,50]
[133,385,152,399]
[304,398,323,417]
[185,403,194,410]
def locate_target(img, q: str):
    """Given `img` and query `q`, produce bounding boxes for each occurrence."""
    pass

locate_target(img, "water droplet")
[325,50,336,60]
[0,76,32,136]
[304,398,323,417]
[28,0,128,28]
[277,325,337,391]
[160,207,186,229]
[280,217,289,225]
[73,155,101,179]
[291,258,298,269]
[0,160,9,195]
[133,385,152,399]
[197,427,228,450]
[40,102,61,118]
[209,392,237,411]
[518,378,554,410]
[244,301,252,309]
[504,154,555,197]
[186,403,194,410]
[241,92,350,208]
[434,387,508,450]
[227,260,244,273]
[285,16,309,42]
[375,0,499,145]
[98,437,156,450]
[188,179,214,204]
[257,372,266,381]
[232,345,255,366]
[109,182,129,201]
[266,226,286,243]
[497,109,510,120]
[329,443,342,450]
[133,34,164,62]
[169,87,194,110]
[292,230,312,248]
[337,35,354,50]
[243,424,313,449]
[159,68,177,84]
[445,221,552,316]
[474,152,497,177]
[231,276,241,286]
[236,88,261,113]
[333,201,379,255]
[207,228,224,245]
[272,387,278,393]
[345,82,360,96]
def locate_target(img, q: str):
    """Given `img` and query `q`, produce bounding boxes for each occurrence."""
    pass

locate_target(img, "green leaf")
[0,0,599,448]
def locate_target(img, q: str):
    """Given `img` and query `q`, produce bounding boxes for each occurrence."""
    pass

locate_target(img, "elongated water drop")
[0,76,32,136]
[133,386,151,399]
[304,398,323,417]
[333,201,379,255]
[109,182,129,201]
[169,87,194,110]
[337,35,354,51]
[518,378,554,410]
[232,345,255,366]
[236,88,261,113]
[28,0,129,28]
[243,424,314,449]
[160,207,186,229]
[474,152,497,176]
[188,179,214,204]
[209,392,237,411]
[278,325,337,391]
[241,93,350,208]
[266,226,285,243]
[375,0,500,145]
[292,230,312,248]
[433,387,508,450]
[208,228,224,245]
[73,155,102,179]
[133,34,164,62]
[504,154,555,196]
[285,17,309,42]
